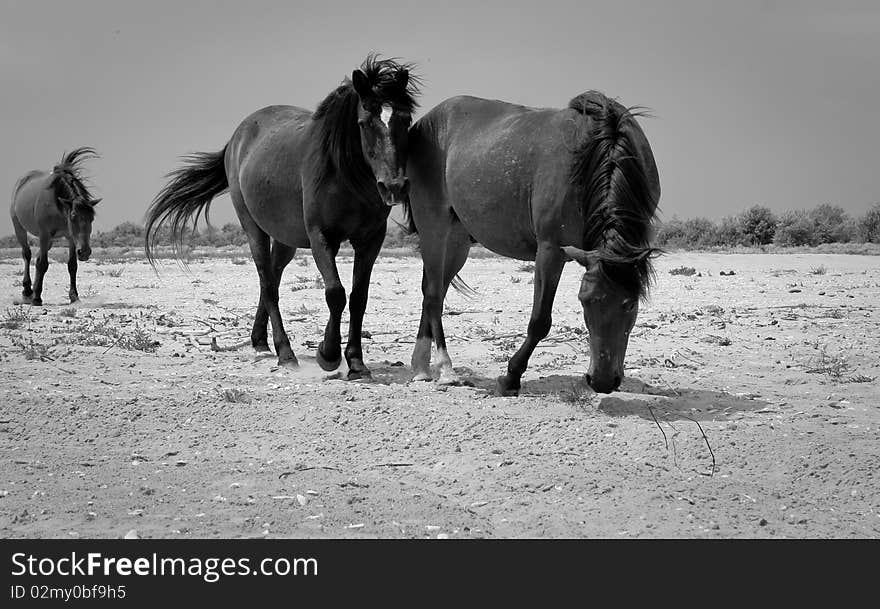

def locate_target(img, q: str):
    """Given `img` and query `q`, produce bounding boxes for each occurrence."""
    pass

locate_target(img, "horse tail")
[450,275,478,299]
[144,146,229,265]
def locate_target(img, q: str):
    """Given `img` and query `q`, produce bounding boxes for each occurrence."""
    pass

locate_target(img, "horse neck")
[307,113,376,204]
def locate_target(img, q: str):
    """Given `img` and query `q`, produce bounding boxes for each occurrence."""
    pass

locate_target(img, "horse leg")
[238,212,297,366]
[434,226,471,385]
[67,240,79,303]
[309,232,345,371]
[251,240,296,352]
[497,241,566,396]
[344,228,384,380]
[411,218,468,384]
[30,234,51,307]
[251,294,270,352]
[12,215,32,302]
[411,268,434,380]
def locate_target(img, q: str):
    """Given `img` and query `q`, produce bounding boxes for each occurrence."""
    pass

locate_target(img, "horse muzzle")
[585,372,622,394]
[77,247,91,261]
[377,178,410,206]
[586,351,623,393]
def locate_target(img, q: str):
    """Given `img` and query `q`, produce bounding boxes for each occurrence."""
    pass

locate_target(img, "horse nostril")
[376,181,389,195]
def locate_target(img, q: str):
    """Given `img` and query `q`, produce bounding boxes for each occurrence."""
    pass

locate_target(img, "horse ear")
[561,246,598,268]
[351,69,372,101]
[89,198,101,207]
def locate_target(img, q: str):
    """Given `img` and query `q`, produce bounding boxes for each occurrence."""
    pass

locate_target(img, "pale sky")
[2,0,878,236]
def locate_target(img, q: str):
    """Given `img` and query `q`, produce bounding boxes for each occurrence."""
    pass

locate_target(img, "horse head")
[350,57,419,206]
[51,172,99,261]
[49,147,100,261]
[562,245,656,394]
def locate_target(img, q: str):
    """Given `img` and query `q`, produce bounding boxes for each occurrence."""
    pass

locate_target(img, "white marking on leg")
[380,104,393,128]
[411,336,433,381]
[436,348,459,386]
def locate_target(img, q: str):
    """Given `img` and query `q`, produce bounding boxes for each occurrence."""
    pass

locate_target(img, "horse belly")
[241,182,310,248]
[237,153,310,248]
[447,176,537,261]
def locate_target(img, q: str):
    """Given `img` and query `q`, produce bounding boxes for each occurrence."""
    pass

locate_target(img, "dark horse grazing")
[405,91,660,395]
[145,56,419,377]
[10,147,101,306]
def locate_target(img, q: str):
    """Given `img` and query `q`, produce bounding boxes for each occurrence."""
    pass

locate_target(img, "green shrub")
[808,204,854,244]
[738,205,777,245]
[655,216,719,248]
[716,215,743,246]
[857,203,880,243]
[774,210,817,246]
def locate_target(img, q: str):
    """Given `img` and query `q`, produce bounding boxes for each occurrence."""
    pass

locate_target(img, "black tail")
[144,147,229,265]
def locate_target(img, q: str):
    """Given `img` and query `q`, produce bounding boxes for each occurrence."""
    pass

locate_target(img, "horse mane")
[569,92,659,300]
[308,54,421,202]
[50,146,99,220]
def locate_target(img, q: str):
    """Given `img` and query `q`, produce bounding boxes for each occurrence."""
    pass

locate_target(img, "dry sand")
[0,251,877,538]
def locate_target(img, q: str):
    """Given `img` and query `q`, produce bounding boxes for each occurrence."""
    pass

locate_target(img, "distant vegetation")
[654,203,880,249]
[0,220,418,251]
[2,203,878,253]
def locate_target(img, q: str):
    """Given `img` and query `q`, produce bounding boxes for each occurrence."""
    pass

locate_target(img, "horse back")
[411,96,585,257]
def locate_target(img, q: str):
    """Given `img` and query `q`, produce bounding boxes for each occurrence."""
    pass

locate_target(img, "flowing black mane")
[309,55,420,202]
[51,147,99,219]
[569,91,658,299]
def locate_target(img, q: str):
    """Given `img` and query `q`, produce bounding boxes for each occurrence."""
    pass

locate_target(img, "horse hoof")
[347,368,372,381]
[316,344,342,371]
[31,299,43,307]
[278,355,299,368]
[412,372,432,382]
[69,297,79,304]
[252,344,271,353]
[496,375,521,397]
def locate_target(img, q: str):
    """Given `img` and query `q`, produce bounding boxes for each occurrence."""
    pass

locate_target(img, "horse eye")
[622,300,636,313]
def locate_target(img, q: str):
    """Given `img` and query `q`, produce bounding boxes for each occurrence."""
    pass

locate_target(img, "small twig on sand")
[371,462,414,468]
[665,419,680,467]
[661,378,681,397]
[647,406,668,450]
[278,466,341,479]
[193,318,218,332]
[481,333,520,342]
[681,414,716,476]
[102,335,123,354]
[210,337,251,352]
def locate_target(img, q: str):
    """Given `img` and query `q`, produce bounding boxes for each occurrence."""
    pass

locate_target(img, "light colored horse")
[10,147,101,305]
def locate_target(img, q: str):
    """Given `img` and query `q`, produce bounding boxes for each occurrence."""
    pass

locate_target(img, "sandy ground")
[0,250,878,538]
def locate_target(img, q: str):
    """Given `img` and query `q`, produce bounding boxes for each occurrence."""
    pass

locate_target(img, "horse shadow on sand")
[358,363,768,422]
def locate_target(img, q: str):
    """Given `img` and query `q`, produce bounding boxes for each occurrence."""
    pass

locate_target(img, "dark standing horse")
[145,56,419,377]
[405,91,660,395]
[10,147,101,306]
